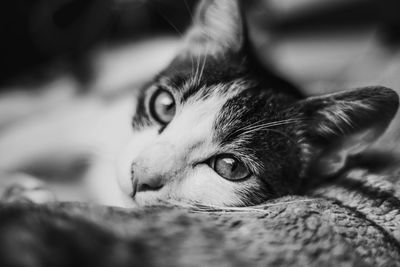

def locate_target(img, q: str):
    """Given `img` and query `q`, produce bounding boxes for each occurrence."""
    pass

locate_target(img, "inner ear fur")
[182,0,246,55]
[299,86,399,176]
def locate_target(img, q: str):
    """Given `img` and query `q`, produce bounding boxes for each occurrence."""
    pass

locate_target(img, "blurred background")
[1,0,400,203]
[1,0,400,89]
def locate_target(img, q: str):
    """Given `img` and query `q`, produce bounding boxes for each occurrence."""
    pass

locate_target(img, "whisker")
[240,119,300,132]
[193,50,201,87]
[193,26,211,86]
[237,118,299,132]
[154,10,184,37]
[183,0,194,21]
[260,128,298,145]
[189,53,195,87]
[193,199,320,213]
[238,122,298,137]
[163,198,319,213]
[198,41,210,83]
[247,118,301,129]
[227,118,302,140]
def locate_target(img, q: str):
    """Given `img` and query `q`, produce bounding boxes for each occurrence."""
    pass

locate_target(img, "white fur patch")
[117,88,255,207]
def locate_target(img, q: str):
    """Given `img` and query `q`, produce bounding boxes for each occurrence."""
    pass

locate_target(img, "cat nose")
[136,176,164,192]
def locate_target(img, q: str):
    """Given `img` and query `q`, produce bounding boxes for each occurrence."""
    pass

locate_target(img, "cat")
[114,0,399,207]
[1,0,399,208]
[1,2,400,266]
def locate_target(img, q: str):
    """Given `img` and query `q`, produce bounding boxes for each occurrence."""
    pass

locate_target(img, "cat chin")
[126,185,251,208]
[133,191,166,207]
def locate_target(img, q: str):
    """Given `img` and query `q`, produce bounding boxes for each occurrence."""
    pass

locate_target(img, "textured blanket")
[0,167,400,266]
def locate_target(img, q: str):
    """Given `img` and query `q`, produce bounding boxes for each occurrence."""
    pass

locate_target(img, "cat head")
[117,0,399,207]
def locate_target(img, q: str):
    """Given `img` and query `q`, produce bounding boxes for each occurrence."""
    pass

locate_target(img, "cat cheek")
[116,128,158,197]
[177,165,244,206]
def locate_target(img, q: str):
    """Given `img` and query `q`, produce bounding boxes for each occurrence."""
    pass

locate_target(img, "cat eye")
[211,154,251,181]
[149,89,176,124]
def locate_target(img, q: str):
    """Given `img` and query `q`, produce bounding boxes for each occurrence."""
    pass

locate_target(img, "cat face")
[117,0,399,207]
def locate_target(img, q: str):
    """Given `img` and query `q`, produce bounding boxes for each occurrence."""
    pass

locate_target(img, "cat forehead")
[159,77,253,103]
[158,53,248,93]
[141,74,298,151]
[214,87,296,143]
[155,50,303,102]
[137,50,301,150]
[142,61,299,135]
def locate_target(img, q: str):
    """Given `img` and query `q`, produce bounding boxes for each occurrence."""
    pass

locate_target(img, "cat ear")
[183,0,246,55]
[299,86,399,176]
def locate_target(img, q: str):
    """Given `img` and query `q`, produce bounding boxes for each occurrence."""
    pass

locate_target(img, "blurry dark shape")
[30,0,110,56]
[251,0,400,45]
[3,0,400,88]
[0,0,112,86]
[53,1,91,29]
[112,0,198,40]
[347,150,400,174]
[0,0,197,88]
[29,0,112,85]
[379,0,400,46]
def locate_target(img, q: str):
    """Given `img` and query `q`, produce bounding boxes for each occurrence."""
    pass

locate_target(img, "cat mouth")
[130,176,138,199]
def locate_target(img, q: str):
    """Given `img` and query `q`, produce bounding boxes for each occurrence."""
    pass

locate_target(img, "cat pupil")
[213,155,251,181]
[224,158,237,171]
[151,89,176,124]
[160,96,173,110]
